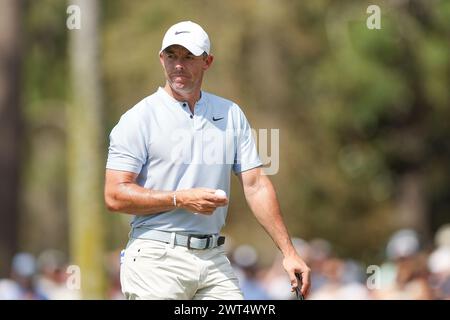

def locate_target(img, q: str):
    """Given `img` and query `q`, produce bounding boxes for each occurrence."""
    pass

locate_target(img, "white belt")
[130,228,225,250]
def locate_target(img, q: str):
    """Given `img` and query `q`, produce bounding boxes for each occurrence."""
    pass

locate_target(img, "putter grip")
[295,273,305,300]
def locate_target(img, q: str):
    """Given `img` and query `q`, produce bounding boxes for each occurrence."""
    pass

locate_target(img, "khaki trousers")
[120,238,243,300]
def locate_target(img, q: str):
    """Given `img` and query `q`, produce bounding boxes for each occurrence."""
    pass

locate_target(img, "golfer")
[105,20,311,300]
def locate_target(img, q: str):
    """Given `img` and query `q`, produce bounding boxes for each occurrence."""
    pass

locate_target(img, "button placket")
[193,102,204,131]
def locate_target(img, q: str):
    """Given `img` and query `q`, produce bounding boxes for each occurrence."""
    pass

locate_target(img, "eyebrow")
[164,49,195,57]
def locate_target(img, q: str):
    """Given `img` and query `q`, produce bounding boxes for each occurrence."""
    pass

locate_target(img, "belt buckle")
[187,234,211,250]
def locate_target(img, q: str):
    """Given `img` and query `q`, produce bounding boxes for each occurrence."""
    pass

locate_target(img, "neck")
[163,83,201,111]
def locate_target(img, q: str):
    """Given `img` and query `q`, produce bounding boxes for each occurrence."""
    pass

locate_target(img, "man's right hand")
[176,188,228,215]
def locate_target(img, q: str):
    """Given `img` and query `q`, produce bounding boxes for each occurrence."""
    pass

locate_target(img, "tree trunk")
[396,173,431,243]
[67,0,105,298]
[0,0,22,278]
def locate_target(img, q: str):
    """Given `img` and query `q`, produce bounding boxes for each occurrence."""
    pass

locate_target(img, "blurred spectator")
[308,238,332,292]
[342,259,366,284]
[428,246,450,299]
[308,258,371,300]
[35,249,81,299]
[373,229,434,299]
[0,252,46,299]
[231,244,271,300]
[434,224,450,248]
[386,229,420,261]
[427,224,450,299]
[0,279,22,300]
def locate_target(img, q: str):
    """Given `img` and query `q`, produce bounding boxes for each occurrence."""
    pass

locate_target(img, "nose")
[174,58,185,70]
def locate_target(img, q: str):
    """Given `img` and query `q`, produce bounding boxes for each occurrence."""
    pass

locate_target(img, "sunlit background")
[0,0,449,299]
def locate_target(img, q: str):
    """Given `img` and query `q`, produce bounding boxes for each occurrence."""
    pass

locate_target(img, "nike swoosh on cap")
[175,31,191,35]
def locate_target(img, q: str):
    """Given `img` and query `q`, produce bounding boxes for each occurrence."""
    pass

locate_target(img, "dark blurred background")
[0,0,449,299]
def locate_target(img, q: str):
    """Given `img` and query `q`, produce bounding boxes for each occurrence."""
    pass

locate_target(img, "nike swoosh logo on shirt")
[212,117,224,121]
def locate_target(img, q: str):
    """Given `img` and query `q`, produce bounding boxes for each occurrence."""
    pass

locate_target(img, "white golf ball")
[215,189,227,198]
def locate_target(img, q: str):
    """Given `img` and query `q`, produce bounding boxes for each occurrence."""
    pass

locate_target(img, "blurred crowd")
[0,249,81,300]
[1,224,449,300]
[231,224,450,300]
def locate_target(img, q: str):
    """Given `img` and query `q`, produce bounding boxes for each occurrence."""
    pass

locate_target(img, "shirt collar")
[157,87,206,109]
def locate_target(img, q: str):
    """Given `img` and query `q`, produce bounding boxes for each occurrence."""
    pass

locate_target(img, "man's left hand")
[282,254,311,298]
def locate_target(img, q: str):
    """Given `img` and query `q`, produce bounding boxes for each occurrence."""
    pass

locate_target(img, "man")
[104,20,311,300]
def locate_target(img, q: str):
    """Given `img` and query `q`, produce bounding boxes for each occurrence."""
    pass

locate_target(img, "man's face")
[160,45,213,94]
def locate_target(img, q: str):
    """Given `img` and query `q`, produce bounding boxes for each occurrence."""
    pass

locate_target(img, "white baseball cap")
[160,21,210,56]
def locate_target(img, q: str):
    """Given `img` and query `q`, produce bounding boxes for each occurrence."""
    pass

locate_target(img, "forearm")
[244,175,296,257]
[106,182,176,215]
[242,172,312,296]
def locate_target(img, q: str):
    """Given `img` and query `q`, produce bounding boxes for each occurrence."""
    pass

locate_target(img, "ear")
[159,53,165,67]
[203,54,214,71]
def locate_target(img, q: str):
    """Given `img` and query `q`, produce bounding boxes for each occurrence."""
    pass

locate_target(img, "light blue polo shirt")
[106,87,262,235]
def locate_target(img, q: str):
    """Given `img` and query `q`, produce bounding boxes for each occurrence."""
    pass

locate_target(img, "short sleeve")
[232,105,262,174]
[106,107,149,174]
